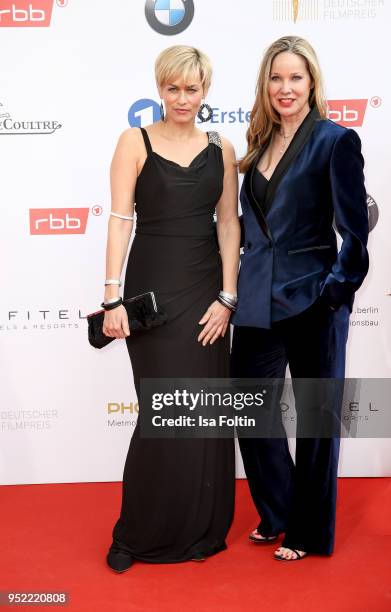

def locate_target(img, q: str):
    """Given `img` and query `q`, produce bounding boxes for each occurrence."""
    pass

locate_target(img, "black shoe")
[274,548,309,561]
[190,552,206,562]
[106,550,134,573]
[249,528,279,544]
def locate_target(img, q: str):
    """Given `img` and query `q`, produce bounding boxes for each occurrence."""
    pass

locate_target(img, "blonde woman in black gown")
[102,46,240,572]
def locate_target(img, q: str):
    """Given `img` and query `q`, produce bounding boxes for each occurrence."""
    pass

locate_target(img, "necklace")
[277,126,299,155]
[276,107,311,155]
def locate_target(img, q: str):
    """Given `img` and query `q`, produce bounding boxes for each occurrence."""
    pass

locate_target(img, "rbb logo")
[30,208,89,234]
[128,99,161,127]
[327,99,368,127]
[0,1,53,27]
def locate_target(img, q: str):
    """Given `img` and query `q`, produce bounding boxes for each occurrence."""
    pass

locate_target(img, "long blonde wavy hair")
[239,36,328,174]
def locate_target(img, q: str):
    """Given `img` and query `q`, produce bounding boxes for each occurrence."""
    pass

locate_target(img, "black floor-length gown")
[108,127,235,563]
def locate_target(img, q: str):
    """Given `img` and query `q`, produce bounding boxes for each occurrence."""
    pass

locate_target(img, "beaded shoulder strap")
[207,131,223,149]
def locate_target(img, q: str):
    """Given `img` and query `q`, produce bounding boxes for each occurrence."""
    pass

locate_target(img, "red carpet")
[1,479,390,612]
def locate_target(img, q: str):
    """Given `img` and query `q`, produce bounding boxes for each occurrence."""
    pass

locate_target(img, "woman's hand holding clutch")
[103,305,131,339]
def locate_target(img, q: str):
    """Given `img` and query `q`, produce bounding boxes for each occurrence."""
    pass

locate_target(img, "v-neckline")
[153,143,209,169]
[145,130,210,170]
[254,166,270,183]
[252,105,320,192]
[245,105,321,240]
[255,107,318,183]
[255,146,280,183]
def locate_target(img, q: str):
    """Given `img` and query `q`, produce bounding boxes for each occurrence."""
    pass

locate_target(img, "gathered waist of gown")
[135,230,215,239]
[133,206,218,238]
[135,221,216,239]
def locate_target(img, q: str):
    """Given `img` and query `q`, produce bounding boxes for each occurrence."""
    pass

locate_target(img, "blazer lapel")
[264,105,321,214]
[244,105,321,241]
[244,139,272,241]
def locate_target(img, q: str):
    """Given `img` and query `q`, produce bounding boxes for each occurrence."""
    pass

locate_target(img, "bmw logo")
[145,0,194,35]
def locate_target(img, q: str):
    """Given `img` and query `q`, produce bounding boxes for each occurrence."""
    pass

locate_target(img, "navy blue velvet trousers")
[230,296,350,554]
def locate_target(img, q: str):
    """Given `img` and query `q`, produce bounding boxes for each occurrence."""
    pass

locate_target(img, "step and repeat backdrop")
[1,0,390,484]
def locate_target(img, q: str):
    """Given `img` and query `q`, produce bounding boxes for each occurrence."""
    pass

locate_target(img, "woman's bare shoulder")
[220,134,235,153]
[112,127,147,162]
[116,126,144,145]
[218,134,236,166]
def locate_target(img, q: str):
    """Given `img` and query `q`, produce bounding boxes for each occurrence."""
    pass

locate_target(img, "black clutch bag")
[87,291,168,349]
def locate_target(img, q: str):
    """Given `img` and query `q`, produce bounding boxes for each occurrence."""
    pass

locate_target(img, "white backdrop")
[1,0,390,485]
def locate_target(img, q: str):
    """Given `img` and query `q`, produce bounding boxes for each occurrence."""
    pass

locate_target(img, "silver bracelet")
[105,279,122,286]
[219,290,237,303]
[103,296,121,305]
[110,211,134,220]
[217,295,236,312]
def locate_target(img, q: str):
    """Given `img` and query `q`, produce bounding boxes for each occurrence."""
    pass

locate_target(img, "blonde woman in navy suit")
[231,36,369,561]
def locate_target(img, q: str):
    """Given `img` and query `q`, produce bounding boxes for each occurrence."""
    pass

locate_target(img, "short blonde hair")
[155,45,212,92]
[240,36,328,173]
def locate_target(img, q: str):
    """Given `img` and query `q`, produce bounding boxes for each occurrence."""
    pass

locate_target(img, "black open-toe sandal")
[249,529,279,544]
[274,548,308,561]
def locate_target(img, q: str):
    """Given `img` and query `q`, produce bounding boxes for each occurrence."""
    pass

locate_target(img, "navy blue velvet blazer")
[232,105,369,329]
